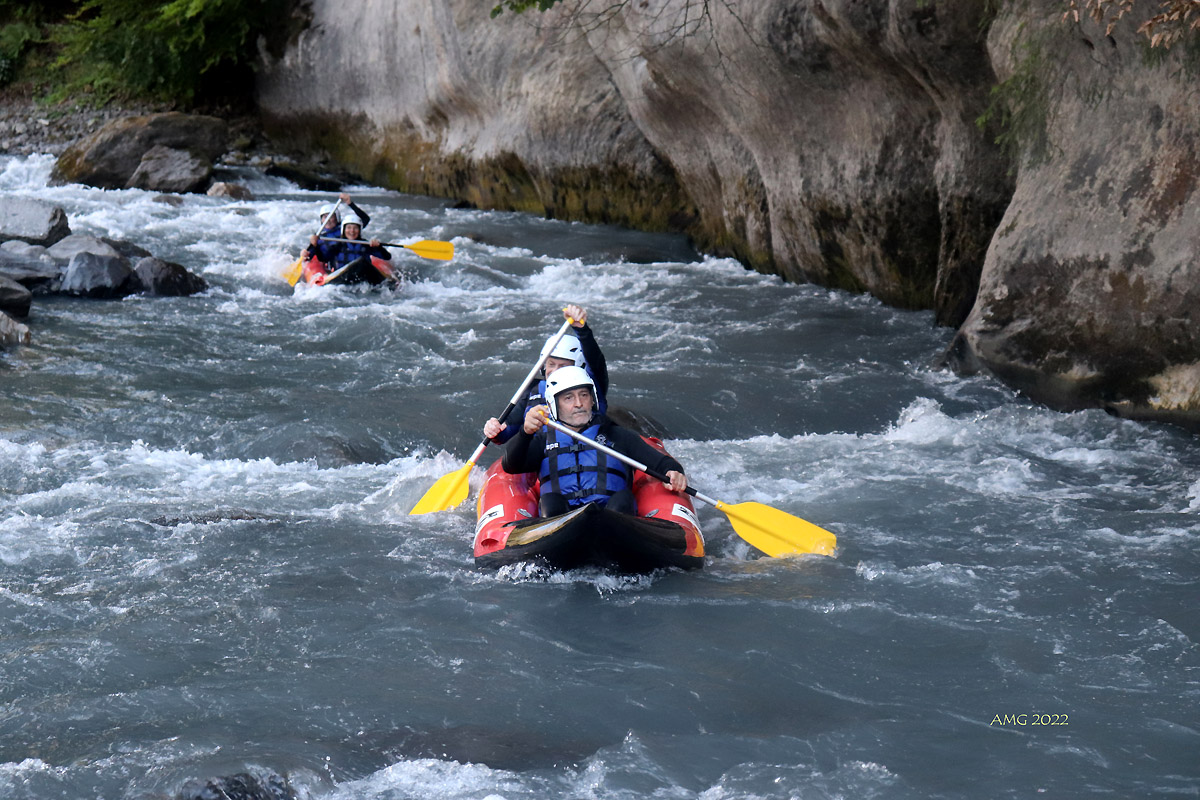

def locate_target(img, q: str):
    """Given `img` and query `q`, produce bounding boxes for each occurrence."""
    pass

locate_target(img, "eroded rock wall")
[953,0,1200,425]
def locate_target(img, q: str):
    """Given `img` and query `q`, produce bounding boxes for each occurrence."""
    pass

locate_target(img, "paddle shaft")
[319,236,425,248]
[407,316,579,515]
[320,198,342,234]
[285,198,343,285]
[541,417,710,503]
[466,319,576,465]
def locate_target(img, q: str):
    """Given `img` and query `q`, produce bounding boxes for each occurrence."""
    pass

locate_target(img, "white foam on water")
[327,757,526,800]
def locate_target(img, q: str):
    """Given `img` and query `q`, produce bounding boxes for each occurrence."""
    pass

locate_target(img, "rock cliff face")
[952,0,1200,427]
[256,0,1200,426]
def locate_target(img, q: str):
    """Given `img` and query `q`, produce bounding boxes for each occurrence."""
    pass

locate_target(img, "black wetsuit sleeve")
[347,202,371,229]
[606,424,683,476]
[575,324,608,398]
[492,396,529,445]
[502,428,546,474]
[312,240,338,263]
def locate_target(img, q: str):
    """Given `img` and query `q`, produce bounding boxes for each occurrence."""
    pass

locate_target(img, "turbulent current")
[1,154,1197,799]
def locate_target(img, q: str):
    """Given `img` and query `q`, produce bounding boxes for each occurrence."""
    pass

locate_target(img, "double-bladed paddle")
[540,416,837,558]
[283,198,342,286]
[318,236,454,261]
[408,317,576,515]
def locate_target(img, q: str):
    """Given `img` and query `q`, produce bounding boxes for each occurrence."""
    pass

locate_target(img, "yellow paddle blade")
[282,258,303,286]
[402,239,454,261]
[409,461,473,515]
[717,500,837,558]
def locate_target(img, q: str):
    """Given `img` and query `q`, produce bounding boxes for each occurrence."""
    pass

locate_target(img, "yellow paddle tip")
[408,464,472,515]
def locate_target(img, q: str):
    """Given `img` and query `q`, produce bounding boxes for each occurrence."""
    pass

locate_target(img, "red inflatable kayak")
[301,256,395,286]
[473,437,705,572]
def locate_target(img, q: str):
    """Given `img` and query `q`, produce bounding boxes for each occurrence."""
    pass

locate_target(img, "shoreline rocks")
[0,202,209,347]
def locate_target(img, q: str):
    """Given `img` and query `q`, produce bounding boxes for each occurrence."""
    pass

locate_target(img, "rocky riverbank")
[0,92,269,158]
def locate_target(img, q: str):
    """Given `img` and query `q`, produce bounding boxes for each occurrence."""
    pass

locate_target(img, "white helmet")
[319,203,338,219]
[341,213,363,232]
[545,365,596,421]
[539,332,584,368]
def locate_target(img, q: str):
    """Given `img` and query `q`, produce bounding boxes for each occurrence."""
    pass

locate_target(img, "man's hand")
[523,405,549,434]
[663,470,688,494]
[564,304,587,328]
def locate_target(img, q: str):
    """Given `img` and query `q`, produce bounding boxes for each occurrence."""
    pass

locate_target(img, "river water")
[1,154,1197,799]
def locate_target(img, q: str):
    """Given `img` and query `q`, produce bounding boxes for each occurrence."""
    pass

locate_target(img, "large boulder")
[51,112,228,192]
[133,257,208,296]
[60,252,138,299]
[0,274,32,318]
[0,311,30,347]
[126,144,213,194]
[0,196,71,247]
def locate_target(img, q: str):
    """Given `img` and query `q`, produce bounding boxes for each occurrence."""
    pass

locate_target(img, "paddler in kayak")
[502,365,687,518]
[301,213,391,283]
[483,304,608,445]
[316,192,371,239]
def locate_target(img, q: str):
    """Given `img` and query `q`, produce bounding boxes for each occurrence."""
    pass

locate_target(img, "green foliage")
[490,0,562,19]
[49,0,289,104]
[976,25,1052,167]
[0,4,43,87]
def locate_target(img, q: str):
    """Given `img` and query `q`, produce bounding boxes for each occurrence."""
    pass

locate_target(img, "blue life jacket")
[328,239,376,270]
[538,422,629,507]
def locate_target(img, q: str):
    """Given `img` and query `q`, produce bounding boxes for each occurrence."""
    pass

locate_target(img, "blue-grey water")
[1,154,1197,799]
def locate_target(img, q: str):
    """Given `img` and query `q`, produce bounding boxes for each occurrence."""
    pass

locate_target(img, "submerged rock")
[176,771,296,800]
[0,310,30,347]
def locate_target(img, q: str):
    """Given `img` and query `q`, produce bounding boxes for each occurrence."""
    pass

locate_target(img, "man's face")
[544,355,574,375]
[556,387,594,429]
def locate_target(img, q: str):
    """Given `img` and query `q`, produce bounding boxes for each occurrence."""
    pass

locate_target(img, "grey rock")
[47,234,123,262]
[0,310,30,347]
[206,181,255,200]
[0,274,32,317]
[0,248,61,292]
[60,251,137,299]
[126,144,212,194]
[51,112,228,190]
[951,0,1200,426]
[132,257,208,296]
[0,196,71,247]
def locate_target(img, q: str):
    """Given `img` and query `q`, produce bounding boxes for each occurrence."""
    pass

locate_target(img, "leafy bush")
[0,10,42,87]
[49,0,290,104]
